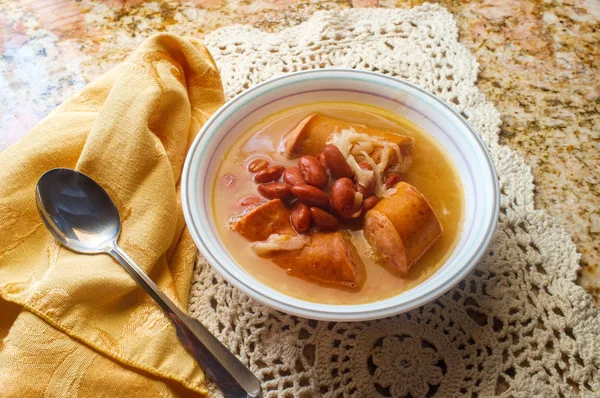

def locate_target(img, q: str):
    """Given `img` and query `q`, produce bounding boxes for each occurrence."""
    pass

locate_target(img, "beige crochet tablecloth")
[187,4,600,397]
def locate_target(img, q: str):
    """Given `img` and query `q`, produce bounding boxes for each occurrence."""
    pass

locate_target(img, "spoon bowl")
[36,168,120,253]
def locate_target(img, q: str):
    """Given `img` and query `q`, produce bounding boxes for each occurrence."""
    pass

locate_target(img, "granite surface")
[1,0,598,300]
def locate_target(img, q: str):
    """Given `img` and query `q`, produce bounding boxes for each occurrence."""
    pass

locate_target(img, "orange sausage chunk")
[270,232,365,289]
[234,199,294,241]
[283,114,414,175]
[363,182,443,275]
[233,200,364,287]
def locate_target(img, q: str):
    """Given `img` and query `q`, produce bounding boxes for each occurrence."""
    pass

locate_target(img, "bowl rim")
[181,68,500,321]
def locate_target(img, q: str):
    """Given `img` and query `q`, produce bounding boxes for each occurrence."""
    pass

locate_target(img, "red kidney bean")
[323,144,353,179]
[257,182,292,200]
[298,156,328,189]
[247,159,269,173]
[385,174,402,189]
[362,196,379,212]
[291,202,311,233]
[331,177,357,219]
[254,166,285,183]
[310,207,339,231]
[237,196,265,207]
[316,153,329,170]
[290,184,330,207]
[283,167,306,186]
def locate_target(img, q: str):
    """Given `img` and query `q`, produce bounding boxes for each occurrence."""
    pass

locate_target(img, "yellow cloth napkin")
[0,33,225,397]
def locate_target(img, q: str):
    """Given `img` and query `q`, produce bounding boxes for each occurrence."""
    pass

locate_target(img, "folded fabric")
[0,33,225,397]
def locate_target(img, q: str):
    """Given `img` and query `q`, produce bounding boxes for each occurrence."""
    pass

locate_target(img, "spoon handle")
[108,245,261,398]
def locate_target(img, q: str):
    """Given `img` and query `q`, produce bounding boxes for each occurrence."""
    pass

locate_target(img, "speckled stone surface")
[1,0,598,300]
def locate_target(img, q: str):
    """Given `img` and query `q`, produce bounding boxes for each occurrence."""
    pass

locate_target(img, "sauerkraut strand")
[328,128,402,198]
[251,234,311,256]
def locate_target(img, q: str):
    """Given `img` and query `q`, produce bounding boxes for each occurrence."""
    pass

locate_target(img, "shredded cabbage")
[379,145,390,173]
[327,127,402,198]
[361,151,389,198]
[346,155,374,188]
[354,191,364,209]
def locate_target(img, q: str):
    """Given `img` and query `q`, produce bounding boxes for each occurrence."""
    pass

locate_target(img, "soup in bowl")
[182,69,499,321]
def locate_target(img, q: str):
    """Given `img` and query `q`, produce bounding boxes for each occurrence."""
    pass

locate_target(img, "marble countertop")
[1,0,598,300]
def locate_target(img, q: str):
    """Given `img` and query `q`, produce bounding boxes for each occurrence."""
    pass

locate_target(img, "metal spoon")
[35,168,261,398]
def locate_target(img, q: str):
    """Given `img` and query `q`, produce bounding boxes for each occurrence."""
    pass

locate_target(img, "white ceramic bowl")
[182,69,499,321]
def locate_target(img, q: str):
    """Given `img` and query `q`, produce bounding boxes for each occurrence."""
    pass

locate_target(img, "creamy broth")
[213,102,464,305]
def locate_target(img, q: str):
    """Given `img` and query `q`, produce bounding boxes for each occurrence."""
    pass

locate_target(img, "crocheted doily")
[188,4,600,397]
